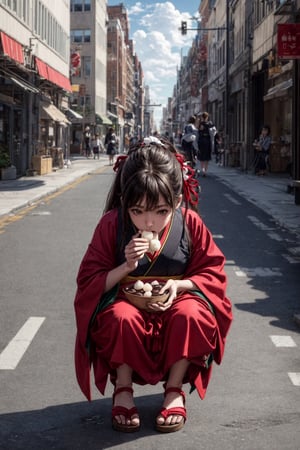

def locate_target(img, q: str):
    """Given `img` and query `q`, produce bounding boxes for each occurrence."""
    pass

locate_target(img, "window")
[71,29,91,43]
[83,56,91,77]
[71,0,91,12]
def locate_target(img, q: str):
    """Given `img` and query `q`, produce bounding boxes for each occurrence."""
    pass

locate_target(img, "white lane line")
[212,234,224,239]
[267,232,282,241]
[270,335,297,347]
[235,270,247,277]
[247,216,273,231]
[224,193,241,205]
[234,267,282,277]
[282,254,300,264]
[0,317,45,370]
[288,373,300,386]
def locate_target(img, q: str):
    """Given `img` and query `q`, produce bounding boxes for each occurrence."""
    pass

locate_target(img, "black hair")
[104,138,198,229]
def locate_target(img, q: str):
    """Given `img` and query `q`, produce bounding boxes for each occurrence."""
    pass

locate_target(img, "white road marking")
[235,270,247,277]
[288,373,300,386]
[0,317,45,370]
[288,246,300,256]
[224,193,241,205]
[234,267,282,277]
[247,215,273,231]
[212,234,224,239]
[282,254,300,264]
[270,335,297,347]
[267,232,282,241]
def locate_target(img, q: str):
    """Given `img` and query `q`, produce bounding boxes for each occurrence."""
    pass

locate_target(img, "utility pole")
[179,3,229,148]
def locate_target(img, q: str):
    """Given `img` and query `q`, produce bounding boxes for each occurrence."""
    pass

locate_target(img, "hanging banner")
[277,23,300,59]
[71,51,81,75]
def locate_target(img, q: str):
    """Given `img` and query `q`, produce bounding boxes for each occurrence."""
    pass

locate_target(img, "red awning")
[35,57,48,79]
[0,31,24,64]
[35,57,72,92]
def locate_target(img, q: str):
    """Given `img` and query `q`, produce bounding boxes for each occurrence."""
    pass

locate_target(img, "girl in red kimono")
[74,137,232,434]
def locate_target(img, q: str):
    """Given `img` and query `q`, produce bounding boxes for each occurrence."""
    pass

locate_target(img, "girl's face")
[128,194,181,235]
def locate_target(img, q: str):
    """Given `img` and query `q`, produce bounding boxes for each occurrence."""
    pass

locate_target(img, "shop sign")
[278,23,300,59]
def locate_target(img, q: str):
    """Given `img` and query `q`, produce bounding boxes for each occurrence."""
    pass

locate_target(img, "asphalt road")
[0,166,299,450]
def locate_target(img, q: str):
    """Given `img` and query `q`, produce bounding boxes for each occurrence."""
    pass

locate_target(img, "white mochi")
[141,231,154,241]
[149,239,161,252]
[143,291,152,297]
[143,282,153,292]
[134,280,144,290]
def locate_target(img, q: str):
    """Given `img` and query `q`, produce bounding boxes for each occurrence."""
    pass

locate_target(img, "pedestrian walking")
[83,126,91,158]
[105,127,117,165]
[181,115,198,168]
[196,112,215,176]
[74,137,232,434]
[92,134,101,159]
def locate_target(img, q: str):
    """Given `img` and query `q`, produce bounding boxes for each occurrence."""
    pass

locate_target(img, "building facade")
[70,0,110,153]
[170,0,300,204]
[0,0,72,177]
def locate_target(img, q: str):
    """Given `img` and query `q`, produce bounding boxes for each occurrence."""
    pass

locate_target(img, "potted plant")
[0,143,17,180]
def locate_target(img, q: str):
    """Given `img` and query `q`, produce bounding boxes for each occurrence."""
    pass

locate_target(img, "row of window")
[70,0,91,13]
[71,29,91,43]
[0,0,27,21]
[0,0,69,60]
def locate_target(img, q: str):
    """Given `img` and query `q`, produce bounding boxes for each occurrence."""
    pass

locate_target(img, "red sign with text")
[278,23,300,59]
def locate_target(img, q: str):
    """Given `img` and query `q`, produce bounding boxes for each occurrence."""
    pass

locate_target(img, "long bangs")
[123,171,174,210]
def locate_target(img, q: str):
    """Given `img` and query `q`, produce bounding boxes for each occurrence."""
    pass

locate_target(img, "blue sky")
[108,1,200,125]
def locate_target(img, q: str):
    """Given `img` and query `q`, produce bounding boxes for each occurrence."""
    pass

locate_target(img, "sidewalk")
[208,162,300,238]
[0,155,109,218]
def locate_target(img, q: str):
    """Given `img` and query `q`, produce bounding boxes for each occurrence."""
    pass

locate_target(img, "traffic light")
[181,21,187,35]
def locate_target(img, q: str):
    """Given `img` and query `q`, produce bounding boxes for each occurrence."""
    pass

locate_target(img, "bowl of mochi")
[123,279,169,310]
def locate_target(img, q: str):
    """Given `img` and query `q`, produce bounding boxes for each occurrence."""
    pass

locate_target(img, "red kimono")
[74,207,232,401]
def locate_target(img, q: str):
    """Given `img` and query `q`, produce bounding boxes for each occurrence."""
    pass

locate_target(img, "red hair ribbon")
[174,153,199,206]
[113,154,127,172]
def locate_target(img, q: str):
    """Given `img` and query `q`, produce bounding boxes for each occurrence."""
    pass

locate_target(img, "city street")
[0,166,300,450]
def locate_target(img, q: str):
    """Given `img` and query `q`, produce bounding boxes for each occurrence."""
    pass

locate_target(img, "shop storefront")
[264,63,293,173]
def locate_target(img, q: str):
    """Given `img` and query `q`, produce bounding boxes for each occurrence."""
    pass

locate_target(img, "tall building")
[107,3,144,148]
[0,0,72,177]
[70,0,110,153]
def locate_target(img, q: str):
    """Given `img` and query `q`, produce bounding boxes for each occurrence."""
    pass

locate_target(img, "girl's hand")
[146,279,178,312]
[124,233,150,272]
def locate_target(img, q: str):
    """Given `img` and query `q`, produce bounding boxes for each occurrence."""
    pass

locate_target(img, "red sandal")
[156,386,187,433]
[112,386,140,433]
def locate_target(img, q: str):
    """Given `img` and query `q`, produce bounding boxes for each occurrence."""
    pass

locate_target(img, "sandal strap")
[164,386,186,405]
[113,386,133,402]
[112,405,138,420]
[159,406,187,421]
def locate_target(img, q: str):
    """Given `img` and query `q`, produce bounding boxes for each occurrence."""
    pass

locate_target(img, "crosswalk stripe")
[0,317,45,370]
[270,335,297,347]
[288,373,300,386]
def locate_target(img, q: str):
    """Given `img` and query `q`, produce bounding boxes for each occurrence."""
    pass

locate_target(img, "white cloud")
[128,2,196,125]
